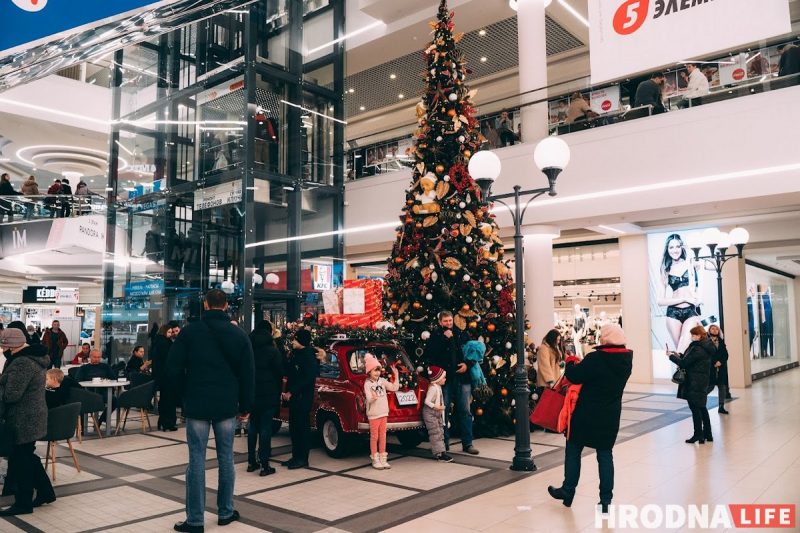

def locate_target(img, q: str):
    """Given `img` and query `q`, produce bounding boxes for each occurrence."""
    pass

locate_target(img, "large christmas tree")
[383,0,523,436]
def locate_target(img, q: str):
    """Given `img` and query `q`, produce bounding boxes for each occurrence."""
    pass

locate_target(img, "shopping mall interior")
[0,0,799,531]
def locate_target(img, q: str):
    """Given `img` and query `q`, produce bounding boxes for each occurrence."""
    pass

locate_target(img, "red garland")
[448,162,476,193]
[498,286,515,316]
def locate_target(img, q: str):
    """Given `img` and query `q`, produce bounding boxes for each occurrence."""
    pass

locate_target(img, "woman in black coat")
[669,325,714,443]
[246,320,284,476]
[282,328,319,470]
[152,321,180,431]
[708,325,729,414]
[548,324,633,512]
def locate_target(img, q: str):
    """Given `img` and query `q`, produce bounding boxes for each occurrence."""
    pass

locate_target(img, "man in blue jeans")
[168,289,255,532]
[424,311,479,455]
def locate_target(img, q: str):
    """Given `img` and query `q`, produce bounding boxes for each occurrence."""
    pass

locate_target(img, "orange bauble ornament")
[500,388,508,396]
[390,303,399,311]
[461,304,470,312]
[412,302,422,309]
[394,257,404,264]
[435,164,445,174]
[468,321,478,329]
[475,408,484,416]
[415,222,422,229]
[463,150,472,158]
[487,323,496,332]
[449,270,457,277]
[447,109,456,117]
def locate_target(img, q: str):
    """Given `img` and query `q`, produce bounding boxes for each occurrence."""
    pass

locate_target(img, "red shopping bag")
[529,387,566,432]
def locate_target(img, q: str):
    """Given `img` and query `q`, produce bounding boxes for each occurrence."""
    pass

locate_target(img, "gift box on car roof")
[318,279,383,328]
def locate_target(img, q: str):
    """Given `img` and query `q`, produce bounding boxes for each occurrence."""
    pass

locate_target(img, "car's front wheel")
[319,415,351,458]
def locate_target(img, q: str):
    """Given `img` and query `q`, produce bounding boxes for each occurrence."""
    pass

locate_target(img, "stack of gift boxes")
[318,279,383,328]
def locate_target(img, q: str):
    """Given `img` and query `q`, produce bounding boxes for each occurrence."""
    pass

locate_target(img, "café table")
[78,379,130,437]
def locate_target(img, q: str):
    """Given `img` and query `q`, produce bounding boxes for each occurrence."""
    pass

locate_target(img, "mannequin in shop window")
[657,233,702,353]
[573,305,587,358]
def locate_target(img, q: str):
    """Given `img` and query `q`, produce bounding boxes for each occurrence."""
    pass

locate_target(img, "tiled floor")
[1,371,795,532]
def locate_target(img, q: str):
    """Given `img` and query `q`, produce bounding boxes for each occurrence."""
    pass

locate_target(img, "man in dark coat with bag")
[548,324,633,513]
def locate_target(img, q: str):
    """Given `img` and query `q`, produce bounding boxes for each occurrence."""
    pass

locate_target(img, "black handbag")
[671,368,687,385]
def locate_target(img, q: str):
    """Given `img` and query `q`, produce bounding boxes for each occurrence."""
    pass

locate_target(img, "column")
[619,235,653,383]
[523,225,559,346]
[516,0,549,142]
[722,258,752,389]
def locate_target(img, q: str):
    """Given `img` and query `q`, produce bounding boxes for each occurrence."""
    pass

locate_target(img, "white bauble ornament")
[430,69,436,75]
[397,319,404,325]
[459,201,466,208]
[252,273,263,286]
[425,293,433,300]
[421,331,431,340]
[463,274,470,281]
[458,135,465,143]
[511,400,516,407]
[431,271,438,282]
[448,93,458,102]
[436,136,443,142]
[429,263,435,270]
[495,284,503,291]
[265,273,280,285]
[492,355,501,364]
[456,213,461,219]
[443,175,450,181]
[505,342,513,349]
[532,392,539,401]
[465,236,473,243]
[417,366,424,373]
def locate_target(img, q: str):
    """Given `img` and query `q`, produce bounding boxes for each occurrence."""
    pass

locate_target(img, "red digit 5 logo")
[613,0,648,36]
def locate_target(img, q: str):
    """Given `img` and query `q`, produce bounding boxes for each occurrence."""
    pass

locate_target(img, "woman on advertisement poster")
[657,234,701,353]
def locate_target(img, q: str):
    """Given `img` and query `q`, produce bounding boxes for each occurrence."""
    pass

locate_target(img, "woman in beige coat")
[536,329,564,387]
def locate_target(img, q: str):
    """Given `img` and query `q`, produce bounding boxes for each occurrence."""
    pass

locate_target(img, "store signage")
[47,215,106,253]
[197,77,245,105]
[588,0,791,84]
[55,288,80,305]
[125,279,164,297]
[590,86,621,114]
[0,220,53,258]
[194,180,242,211]
[22,286,58,304]
[1,0,175,57]
[312,264,333,291]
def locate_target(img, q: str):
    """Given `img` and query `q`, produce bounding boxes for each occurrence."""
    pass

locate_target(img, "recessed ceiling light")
[478,29,486,36]
[398,94,404,99]
[480,56,487,62]
[348,88,355,93]
[390,73,397,79]
[359,105,365,111]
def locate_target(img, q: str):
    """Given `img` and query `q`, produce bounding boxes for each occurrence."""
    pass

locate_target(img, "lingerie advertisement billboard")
[648,229,720,379]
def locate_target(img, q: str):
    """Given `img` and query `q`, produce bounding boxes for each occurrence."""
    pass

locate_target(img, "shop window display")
[745,264,797,375]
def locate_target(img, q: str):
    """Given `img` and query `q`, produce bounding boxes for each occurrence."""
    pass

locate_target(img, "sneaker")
[436,453,454,463]
[246,463,260,473]
[259,465,276,476]
[462,445,480,455]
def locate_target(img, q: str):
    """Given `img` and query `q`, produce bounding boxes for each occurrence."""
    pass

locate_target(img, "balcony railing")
[0,194,107,223]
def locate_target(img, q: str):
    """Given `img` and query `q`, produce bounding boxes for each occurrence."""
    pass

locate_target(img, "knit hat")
[7,320,30,342]
[364,353,381,374]
[600,324,626,346]
[295,328,313,347]
[428,365,445,383]
[0,328,27,349]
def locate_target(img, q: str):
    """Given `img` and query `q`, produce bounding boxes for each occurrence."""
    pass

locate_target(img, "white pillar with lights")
[523,225,560,345]
[513,0,550,142]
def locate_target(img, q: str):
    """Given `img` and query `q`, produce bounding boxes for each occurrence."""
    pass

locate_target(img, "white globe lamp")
[468,150,502,200]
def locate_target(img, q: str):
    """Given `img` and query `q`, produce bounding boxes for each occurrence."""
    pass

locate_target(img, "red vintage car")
[275,339,428,457]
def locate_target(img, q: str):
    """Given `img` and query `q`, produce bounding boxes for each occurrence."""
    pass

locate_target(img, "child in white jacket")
[364,353,399,469]
[423,365,453,462]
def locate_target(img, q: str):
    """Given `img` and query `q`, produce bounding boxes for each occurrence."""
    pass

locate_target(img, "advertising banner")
[312,264,333,291]
[125,279,164,298]
[1,1,175,56]
[589,0,791,84]
[0,219,52,258]
[648,229,720,379]
[590,85,621,114]
[47,215,107,253]
[55,288,80,305]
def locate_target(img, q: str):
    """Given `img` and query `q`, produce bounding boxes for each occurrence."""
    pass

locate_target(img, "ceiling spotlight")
[390,73,397,79]
[398,93,405,99]
[478,29,487,36]
[480,56,487,62]
[348,88,355,93]
[359,105,365,111]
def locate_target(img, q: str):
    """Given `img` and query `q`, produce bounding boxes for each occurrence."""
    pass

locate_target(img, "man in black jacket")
[424,311,479,455]
[634,72,666,114]
[168,289,255,533]
[59,178,72,218]
[283,328,319,469]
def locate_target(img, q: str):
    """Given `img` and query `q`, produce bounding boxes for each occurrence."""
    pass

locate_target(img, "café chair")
[43,402,82,481]
[115,381,156,435]
[67,388,105,442]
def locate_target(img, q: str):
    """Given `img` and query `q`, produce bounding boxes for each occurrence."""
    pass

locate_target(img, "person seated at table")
[70,343,91,365]
[126,345,151,376]
[75,349,115,382]
[45,368,80,409]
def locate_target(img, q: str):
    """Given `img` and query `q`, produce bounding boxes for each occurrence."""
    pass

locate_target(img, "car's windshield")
[348,346,414,374]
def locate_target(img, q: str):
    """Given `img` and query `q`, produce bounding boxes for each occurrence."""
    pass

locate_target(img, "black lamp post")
[468,136,570,472]
[689,227,750,332]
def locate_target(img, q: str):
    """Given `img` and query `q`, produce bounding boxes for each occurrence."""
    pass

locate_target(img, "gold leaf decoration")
[454,32,465,43]
[405,257,418,270]
[460,224,471,236]
[423,216,438,227]
[463,211,477,227]
[496,262,508,276]
[443,257,463,270]
[454,314,467,330]
[416,162,426,175]
[435,181,450,199]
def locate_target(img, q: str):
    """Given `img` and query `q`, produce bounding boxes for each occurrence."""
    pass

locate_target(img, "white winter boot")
[380,452,391,469]
[371,453,384,469]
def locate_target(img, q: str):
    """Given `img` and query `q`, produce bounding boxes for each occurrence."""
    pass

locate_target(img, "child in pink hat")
[364,353,399,469]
